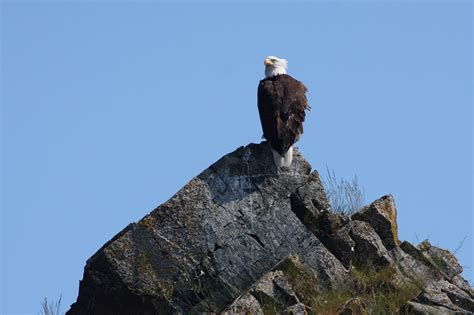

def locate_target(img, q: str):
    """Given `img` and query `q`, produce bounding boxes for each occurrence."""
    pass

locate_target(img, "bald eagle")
[257,56,310,168]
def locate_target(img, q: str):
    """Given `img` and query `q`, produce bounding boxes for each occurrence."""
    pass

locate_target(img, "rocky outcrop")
[67,143,345,314]
[351,195,400,250]
[67,142,473,314]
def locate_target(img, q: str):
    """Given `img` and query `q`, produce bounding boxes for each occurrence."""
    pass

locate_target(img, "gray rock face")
[223,255,316,315]
[401,301,460,315]
[418,280,474,312]
[351,195,400,250]
[250,270,299,311]
[325,220,388,268]
[67,142,474,314]
[418,240,464,281]
[381,247,438,286]
[67,143,345,314]
[283,303,307,315]
[222,293,263,315]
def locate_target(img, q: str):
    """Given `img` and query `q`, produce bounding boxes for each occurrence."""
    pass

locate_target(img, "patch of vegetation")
[400,241,433,269]
[283,264,423,314]
[429,253,450,275]
[275,256,320,306]
[323,167,365,216]
[310,287,353,315]
[39,295,62,315]
[352,265,398,293]
[371,281,422,314]
[260,297,280,315]
[415,240,451,275]
[418,240,431,252]
[351,265,424,313]
[306,266,394,314]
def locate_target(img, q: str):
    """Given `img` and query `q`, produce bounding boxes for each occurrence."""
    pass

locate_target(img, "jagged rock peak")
[67,142,474,314]
[67,142,343,314]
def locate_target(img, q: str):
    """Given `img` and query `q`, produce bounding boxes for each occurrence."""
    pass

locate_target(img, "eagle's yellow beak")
[264,58,273,66]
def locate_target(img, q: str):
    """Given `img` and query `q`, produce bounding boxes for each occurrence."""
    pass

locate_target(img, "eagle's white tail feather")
[272,146,293,168]
[283,146,293,167]
[272,149,285,168]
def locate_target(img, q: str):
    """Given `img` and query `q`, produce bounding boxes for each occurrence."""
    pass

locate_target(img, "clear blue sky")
[1,1,472,313]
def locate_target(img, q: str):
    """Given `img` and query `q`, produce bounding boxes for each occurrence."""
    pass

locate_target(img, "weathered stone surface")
[351,195,400,250]
[290,171,330,215]
[452,275,474,298]
[223,293,263,315]
[251,270,299,310]
[272,272,300,306]
[417,279,474,312]
[325,220,388,268]
[381,246,438,287]
[401,301,462,314]
[300,209,349,247]
[222,255,316,314]
[324,226,355,268]
[387,243,474,314]
[400,241,438,270]
[67,143,346,314]
[283,303,308,315]
[272,255,321,307]
[418,240,463,281]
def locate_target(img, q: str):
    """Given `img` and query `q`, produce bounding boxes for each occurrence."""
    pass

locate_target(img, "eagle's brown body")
[257,74,310,156]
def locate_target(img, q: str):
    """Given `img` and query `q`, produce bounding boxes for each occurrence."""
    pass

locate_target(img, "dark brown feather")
[257,74,310,156]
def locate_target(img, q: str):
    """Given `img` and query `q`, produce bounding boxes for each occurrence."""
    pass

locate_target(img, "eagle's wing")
[258,74,309,156]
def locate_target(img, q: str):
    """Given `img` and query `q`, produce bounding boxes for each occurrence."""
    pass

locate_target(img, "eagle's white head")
[264,56,288,78]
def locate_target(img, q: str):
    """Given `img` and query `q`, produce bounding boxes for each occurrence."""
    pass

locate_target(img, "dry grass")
[285,264,423,315]
[351,266,424,313]
[39,295,62,315]
[276,256,321,307]
[323,167,364,216]
[310,287,353,315]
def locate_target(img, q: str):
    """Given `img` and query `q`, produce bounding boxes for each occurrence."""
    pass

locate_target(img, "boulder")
[351,195,400,250]
[325,220,388,268]
[451,275,474,298]
[418,240,463,280]
[251,270,299,310]
[397,242,474,313]
[283,303,308,315]
[223,255,317,314]
[272,255,321,306]
[300,209,349,246]
[417,279,474,312]
[222,293,263,315]
[387,247,436,288]
[401,301,461,315]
